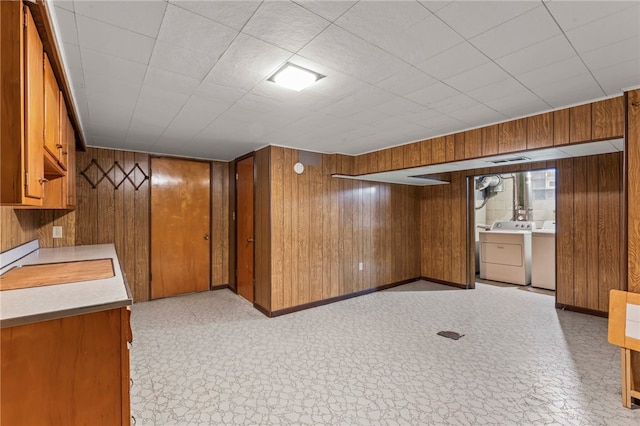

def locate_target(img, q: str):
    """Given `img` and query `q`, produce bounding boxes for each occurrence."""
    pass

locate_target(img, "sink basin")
[0,259,114,291]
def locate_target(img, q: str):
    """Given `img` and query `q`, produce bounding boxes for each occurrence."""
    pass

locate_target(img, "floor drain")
[437,331,464,340]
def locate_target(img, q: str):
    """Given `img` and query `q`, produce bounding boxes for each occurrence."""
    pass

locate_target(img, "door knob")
[203,234,209,240]
[247,238,254,242]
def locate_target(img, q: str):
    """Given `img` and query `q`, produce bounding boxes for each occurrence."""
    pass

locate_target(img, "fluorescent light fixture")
[268,63,324,92]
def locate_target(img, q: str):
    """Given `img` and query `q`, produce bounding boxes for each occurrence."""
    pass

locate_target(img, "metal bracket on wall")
[79,159,149,190]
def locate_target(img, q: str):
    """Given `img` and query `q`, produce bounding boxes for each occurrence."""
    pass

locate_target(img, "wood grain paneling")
[212,162,230,286]
[378,149,392,171]
[432,137,446,164]
[420,173,467,286]
[499,118,527,153]
[629,89,640,294]
[0,207,39,252]
[570,104,592,144]
[464,129,483,159]
[259,146,421,313]
[403,142,421,168]
[254,149,271,311]
[556,153,623,311]
[391,146,404,170]
[527,112,553,149]
[482,124,499,156]
[592,97,624,140]
[554,108,570,146]
[454,133,465,161]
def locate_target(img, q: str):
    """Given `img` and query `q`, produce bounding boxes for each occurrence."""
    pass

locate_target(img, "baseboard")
[210,284,229,291]
[267,277,421,318]
[253,302,272,317]
[555,303,608,318]
[420,276,469,289]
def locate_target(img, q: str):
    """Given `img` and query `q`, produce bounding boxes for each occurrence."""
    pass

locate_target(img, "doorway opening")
[473,168,556,291]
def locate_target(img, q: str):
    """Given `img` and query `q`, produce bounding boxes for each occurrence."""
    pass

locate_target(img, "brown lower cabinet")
[1,307,131,425]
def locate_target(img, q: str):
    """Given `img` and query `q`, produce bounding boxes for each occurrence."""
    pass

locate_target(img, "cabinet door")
[58,92,68,170]
[66,117,76,207]
[23,5,44,200]
[43,53,60,160]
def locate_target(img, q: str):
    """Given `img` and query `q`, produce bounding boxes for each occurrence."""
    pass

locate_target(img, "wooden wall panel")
[527,112,553,149]
[482,124,499,156]
[554,109,570,146]
[420,173,467,286]
[263,147,421,312]
[391,146,404,170]
[403,142,421,168]
[499,118,527,153]
[454,134,465,161]
[570,104,592,144]
[629,89,640,294]
[432,137,446,164]
[555,153,623,312]
[464,129,482,159]
[211,162,230,286]
[254,148,271,311]
[592,97,624,140]
[0,207,40,252]
[72,147,229,302]
[378,149,392,172]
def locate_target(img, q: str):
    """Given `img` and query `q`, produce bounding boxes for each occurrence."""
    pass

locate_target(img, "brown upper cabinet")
[1,2,76,208]
[1,3,44,205]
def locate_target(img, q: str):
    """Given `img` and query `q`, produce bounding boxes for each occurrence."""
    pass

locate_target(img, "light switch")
[53,226,62,239]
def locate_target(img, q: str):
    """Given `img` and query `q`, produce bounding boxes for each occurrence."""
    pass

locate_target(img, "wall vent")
[487,156,530,164]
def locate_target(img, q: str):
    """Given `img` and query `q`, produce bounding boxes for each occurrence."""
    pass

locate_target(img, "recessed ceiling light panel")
[268,63,324,92]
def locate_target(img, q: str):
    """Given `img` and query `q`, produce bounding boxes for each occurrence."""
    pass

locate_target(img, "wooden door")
[236,156,254,302]
[151,157,211,299]
[23,5,44,200]
[43,53,59,159]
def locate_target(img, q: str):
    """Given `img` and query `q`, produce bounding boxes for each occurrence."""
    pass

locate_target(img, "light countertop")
[0,244,132,328]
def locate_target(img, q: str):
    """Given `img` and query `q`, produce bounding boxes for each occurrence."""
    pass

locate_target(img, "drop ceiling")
[49,0,640,161]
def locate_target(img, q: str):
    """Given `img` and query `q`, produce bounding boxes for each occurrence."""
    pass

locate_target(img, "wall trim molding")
[555,303,608,318]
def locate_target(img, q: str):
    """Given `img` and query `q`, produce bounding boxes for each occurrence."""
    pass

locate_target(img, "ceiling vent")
[487,156,530,164]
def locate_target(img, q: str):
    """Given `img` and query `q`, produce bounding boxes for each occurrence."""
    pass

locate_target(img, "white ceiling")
[50,0,640,161]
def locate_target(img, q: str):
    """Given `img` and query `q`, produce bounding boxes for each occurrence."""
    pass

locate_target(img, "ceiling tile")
[161,97,230,139]
[192,82,247,105]
[470,5,560,59]
[483,90,551,118]
[297,24,407,84]
[546,0,637,32]
[468,78,529,104]
[405,82,460,107]
[242,2,329,52]
[495,34,576,76]
[249,81,337,112]
[335,2,462,65]
[591,59,640,95]
[132,85,190,126]
[83,74,141,108]
[449,103,507,127]
[292,0,357,21]
[60,43,84,86]
[169,0,261,31]
[143,67,201,98]
[80,48,147,86]
[531,73,604,107]
[517,56,589,89]
[375,66,436,97]
[157,4,238,56]
[373,97,427,118]
[76,15,155,64]
[580,36,640,71]
[435,1,539,39]
[565,5,640,53]
[53,6,78,45]
[149,41,219,80]
[444,62,511,93]
[319,85,396,118]
[204,33,293,91]
[52,1,74,12]
[428,93,478,115]
[418,1,452,13]
[285,55,370,99]
[74,0,167,38]
[416,42,490,81]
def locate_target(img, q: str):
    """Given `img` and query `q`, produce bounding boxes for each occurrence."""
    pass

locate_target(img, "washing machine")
[479,221,535,285]
[531,221,556,290]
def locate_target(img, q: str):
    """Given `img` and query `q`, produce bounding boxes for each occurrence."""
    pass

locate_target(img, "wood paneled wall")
[347,96,624,176]
[74,147,230,302]
[556,153,623,312]
[1,207,75,253]
[254,149,271,311]
[257,146,421,314]
[628,89,640,294]
[75,147,151,301]
[419,155,624,313]
[420,173,468,286]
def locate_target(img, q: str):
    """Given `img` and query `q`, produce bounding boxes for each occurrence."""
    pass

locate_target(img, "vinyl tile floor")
[130,281,640,425]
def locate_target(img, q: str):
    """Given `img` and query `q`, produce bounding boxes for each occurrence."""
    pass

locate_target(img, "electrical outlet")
[52,226,63,239]
[358,262,363,271]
